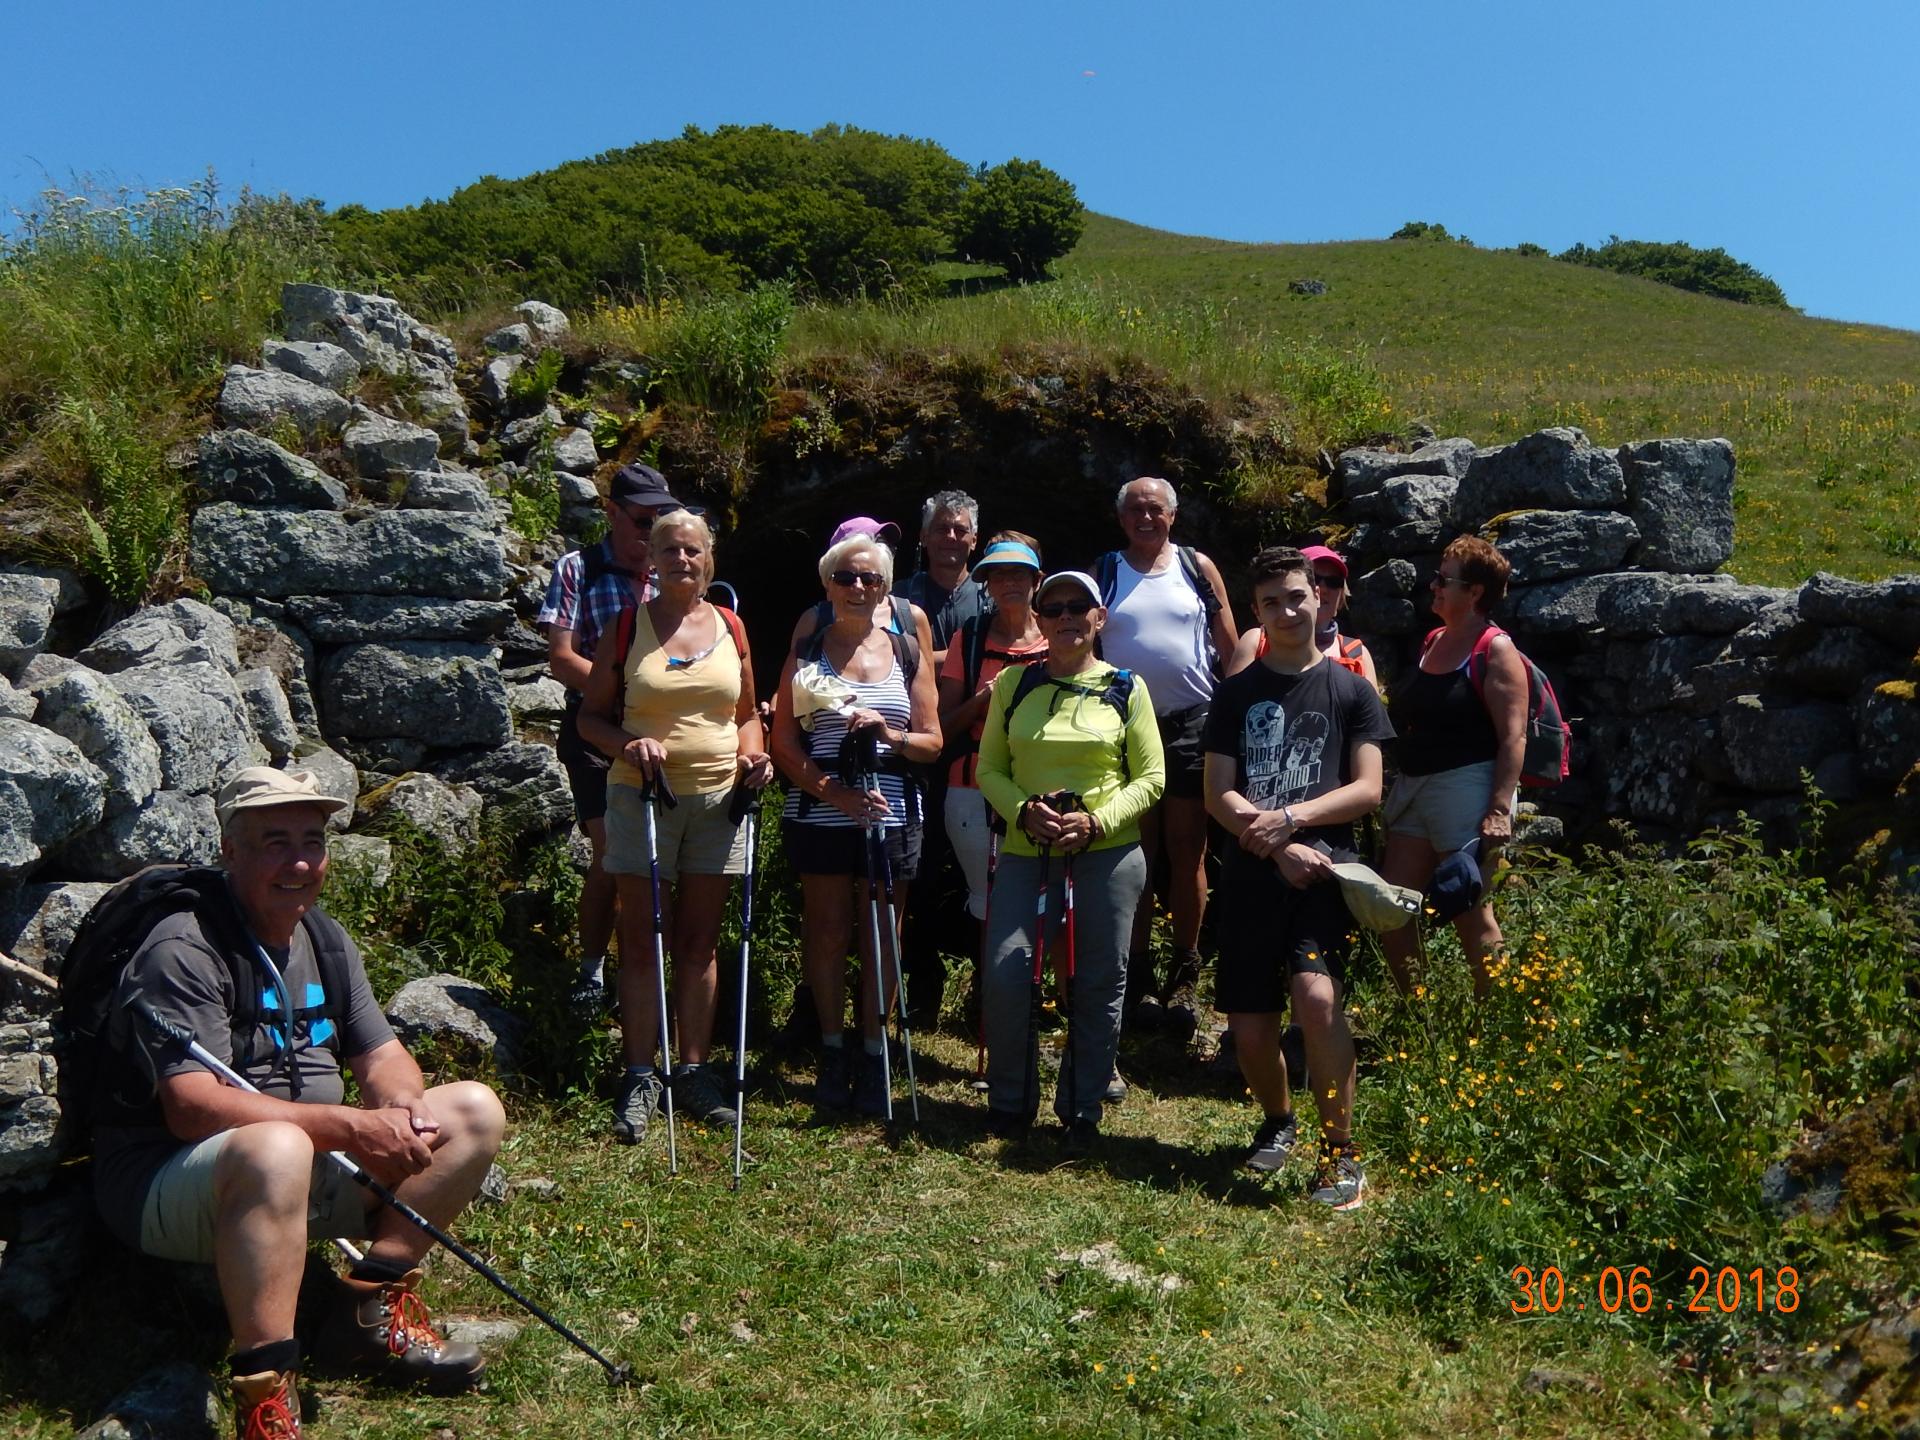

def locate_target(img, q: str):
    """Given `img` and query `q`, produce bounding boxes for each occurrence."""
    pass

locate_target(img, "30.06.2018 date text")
[1510,1265,1801,1315]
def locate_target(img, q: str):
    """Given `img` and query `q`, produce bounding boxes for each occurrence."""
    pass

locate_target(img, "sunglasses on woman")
[1312,572,1345,591]
[830,570,884,589]
[1036,599,1095,619]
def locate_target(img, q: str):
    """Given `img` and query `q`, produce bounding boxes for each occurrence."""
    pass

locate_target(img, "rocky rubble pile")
[1332,427,1920,848]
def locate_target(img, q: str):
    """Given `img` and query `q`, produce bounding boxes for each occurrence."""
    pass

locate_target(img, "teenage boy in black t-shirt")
[1202,547,1393,1210]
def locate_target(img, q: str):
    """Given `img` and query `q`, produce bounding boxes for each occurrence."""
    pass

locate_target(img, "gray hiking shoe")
[1103,1068,1128,1104]
[1309,1147,1368,1210]
[612,1069,664,1144]
[676,1062,739,1126]
[1244,1112,1298,1173]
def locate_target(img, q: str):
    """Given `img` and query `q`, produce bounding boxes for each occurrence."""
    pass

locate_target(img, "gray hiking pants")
[982,844,1146,1125]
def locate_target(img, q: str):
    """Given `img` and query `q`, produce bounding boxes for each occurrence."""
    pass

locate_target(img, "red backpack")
[1422,623,1571,788]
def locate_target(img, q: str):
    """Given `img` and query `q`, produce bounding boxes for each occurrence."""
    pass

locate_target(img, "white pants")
[944,785,996,920]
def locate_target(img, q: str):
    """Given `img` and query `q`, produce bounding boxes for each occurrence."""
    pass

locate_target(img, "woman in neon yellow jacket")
[974,570,1165,1153]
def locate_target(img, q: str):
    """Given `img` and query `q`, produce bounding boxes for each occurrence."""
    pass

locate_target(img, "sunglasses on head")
[1037,599,1095,619]
[830,569,884,589]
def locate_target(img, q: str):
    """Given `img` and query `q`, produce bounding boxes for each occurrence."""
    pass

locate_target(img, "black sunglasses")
[1313,572,1346,590]
[830,570,885,589]
[1037,599,1095,619]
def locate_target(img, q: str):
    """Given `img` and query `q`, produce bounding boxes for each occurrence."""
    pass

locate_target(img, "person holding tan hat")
[88,766,506,1438]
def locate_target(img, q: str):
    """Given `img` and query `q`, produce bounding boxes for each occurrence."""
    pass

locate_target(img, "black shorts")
[556,701,610,825]
[784,820,923,882]
[1156,705,1209,800]
[1214,861,1354,1014]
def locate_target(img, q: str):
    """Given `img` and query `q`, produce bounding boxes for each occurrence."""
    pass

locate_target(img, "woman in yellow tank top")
[579,511,773,1145]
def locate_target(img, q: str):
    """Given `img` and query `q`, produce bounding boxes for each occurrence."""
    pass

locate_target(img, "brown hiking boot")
[232,1370,301,1440]
[1124,954,1164,1032]
[315,1266,485,1393]
[1161,949,1202,1042]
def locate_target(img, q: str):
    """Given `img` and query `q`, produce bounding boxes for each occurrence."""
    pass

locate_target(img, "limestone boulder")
[0,563,87,617]
[1618,438,1735,574]
[0,721,106,877]
[0,882,112,977]
[106,661,263,795]
[1487,510,1640,584]
[281,282,458,372]
[1591,573,1732,636]
[1452,427,1627,529]
[1378,519,1454,556]
[57,790,220,880]
[1331,437,1475,509]
[322,642,512,748]
[198,430,348,510]
[1798,572,1920,650]
[356,773,484,853]
[479,354,524,407]
[1351,559,1421,598]
[385,974,526,1077]
[25,665,163,815]
[0,676,32,721]
[501,406,562,455]
[1661,582,1789,636]
[1728,598,1803,658]
[513,300,571,345]
[508,675,569,724]
[0,575,59,677]
[1378,474,1457,527]
[284,594,515,644]
[343,411,440,479]
[80,599,241,676]
[1503,572,1639,636]
[1607,635,1723,714]
[215,364,349,439]
[235,667,299,761]
[290,745,360,831]
[484,323,534,354]
[400,470,491,513]
[192,504,510,600]
[72,1362,223,1440]
[0,1185,88,1314]
[431,742,572,837]
[261,337,361,393]
[550,427,599,474]
[1776,627,1905,699]
[328,833,393,887]
[1718,695,1855,794]
[1855,680,1920,784]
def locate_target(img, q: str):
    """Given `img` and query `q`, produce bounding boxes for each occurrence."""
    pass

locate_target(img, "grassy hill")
[782,214,1919,585]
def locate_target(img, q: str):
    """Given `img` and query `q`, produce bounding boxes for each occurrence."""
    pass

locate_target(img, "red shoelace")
[382,1284,446,1356]
[240,1382,299,1440]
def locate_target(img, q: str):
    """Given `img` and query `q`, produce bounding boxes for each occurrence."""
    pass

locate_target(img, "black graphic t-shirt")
[1203,655,1395,868]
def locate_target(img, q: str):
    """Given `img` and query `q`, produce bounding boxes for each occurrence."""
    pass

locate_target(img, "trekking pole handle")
[726,773,766,826]
[644,772,679,810]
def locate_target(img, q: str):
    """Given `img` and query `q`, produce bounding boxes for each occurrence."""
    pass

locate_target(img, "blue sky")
[6,0,1916,330]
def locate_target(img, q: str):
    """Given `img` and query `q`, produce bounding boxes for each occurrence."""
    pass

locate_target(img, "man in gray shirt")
[95,767,506,1439]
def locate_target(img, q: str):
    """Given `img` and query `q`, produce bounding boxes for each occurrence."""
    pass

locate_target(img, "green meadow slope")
[1045,215,1920,584]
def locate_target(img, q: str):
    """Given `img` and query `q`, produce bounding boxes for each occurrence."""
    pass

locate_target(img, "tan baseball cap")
[1331,862,1423,933]
[215,765,351,827]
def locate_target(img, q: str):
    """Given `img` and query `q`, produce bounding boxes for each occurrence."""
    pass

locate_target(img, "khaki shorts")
[604,783,746,881]
[1383,761,1514,853]
[139,1130,371,1264]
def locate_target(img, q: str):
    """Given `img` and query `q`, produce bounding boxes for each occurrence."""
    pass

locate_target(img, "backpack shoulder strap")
[1094,552,1119,605]
[1003,663,1054,733]
[715,606,748,661]
[1177,546,1222,622]
[1465,624,1506,700]
[888,628,919,684]
[1339,635,1366,661]
[959,612,989,696]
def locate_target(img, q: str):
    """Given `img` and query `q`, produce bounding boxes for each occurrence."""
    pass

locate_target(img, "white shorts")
[1383,761,1514,853]
[604,783,747,881]
[139,1129,371,1264]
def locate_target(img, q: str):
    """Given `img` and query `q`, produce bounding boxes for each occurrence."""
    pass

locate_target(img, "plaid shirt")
[536,540,655,677]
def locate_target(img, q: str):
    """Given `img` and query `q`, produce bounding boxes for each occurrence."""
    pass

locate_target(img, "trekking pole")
[726,776,764,1189]
[641,773,680,1174]
[128,1001,636,1387]
[1056,794,1085,1125]
[1025,811,1052,1124]
[843,731,894,1122]
[871,804,918,1124]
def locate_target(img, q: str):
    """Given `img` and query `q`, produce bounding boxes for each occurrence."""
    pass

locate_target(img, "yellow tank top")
[607,604,742,797]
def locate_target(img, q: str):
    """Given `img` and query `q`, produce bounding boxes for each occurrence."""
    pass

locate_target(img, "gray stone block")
[1619,438,1735,574]
[343,411,440,478]
[106,661,263,796]
[79,599,241,676]
[26,665,163,816]
[57,789,220,880]
[1487,510,1640,584]
[198,430,348,510]
[1798,571,1920,650]
[1719,695,1854,794]
[192,504,510,600]
[0,575,59,676]
[261,337,361,393]
[215,364,349,439]
[322,641,512,747]
[1452,427,1626,529]
[284,595,515,644]
[0,721,106,878]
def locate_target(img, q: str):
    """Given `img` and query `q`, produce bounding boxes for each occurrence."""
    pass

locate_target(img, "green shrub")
[505,347,565,410]
[507,427,563,542]
[30,395,187,602]
[1557,236,1791,307]
[655,280,795,419]
[951,159,1086,281]
[1391,220,1453,241]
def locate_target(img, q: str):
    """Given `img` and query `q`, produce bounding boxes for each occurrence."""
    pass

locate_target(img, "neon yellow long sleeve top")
[975,662,1166,857]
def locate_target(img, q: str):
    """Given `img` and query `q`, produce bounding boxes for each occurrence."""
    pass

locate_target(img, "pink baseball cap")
[830,515,902,547]
[1300,544,1348,580]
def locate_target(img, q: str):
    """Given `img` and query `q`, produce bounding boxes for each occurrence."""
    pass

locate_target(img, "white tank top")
[1101,556,1215,714]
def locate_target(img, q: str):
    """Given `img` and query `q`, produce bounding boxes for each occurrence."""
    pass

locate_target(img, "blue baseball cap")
[1428,841,1485,923]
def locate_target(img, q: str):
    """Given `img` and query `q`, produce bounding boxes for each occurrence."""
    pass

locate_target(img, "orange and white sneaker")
[1310,1145,1368,1211]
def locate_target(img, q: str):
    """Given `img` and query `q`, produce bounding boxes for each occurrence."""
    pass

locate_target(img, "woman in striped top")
[771,533,942,1116]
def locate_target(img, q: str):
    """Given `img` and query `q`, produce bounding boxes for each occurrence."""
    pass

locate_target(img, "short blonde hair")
[817,536,894,590]
[651,510,717,589]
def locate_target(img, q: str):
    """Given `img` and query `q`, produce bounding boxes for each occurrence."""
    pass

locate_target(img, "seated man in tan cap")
[91,766,506,1439]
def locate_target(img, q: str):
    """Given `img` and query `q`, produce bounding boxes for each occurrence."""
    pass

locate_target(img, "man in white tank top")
[1096,477,1238,1046]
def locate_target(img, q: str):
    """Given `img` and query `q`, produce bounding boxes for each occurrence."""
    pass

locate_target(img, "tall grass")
[0,176,334,598]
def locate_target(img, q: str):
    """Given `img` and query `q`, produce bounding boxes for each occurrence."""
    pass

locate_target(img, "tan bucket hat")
[215,766,351,828]
[1330,861,1423,933]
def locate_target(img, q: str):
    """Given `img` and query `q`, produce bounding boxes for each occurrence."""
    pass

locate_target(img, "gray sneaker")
[1309,1147,1367,1210]
[676,1062,739,1126]
[1103,1068,1128,1104]
[612,1069,664,1144]
[1244,1113,1298,1173]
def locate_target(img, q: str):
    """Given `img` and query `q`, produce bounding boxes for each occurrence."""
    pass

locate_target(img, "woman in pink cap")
[1226,544,1378,689]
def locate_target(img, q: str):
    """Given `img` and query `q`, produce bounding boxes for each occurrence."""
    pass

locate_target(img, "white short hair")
[650,510,716,589]
[817,535,895,589]
[1116,476,1178,512]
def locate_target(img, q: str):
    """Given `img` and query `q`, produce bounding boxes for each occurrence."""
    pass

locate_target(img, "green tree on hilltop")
[1557,235,1791,307]
[951,159,1086,282]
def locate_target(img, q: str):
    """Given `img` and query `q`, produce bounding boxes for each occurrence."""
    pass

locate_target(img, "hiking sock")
[863,1036,887,1057]
[231,1339,300,1377]
[346,1254,411,1285]
[820,1032,844,1050]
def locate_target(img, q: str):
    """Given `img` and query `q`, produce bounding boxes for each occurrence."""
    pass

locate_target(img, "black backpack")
[55,864,356,1155]
[1093,546,1223,627]
[1000,664,1141,779]
[794,623,923,818]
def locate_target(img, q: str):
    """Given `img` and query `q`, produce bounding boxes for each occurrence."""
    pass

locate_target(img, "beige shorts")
[604,783,746,881]
[1383,761,1514,853]
[139,1129,371,1264]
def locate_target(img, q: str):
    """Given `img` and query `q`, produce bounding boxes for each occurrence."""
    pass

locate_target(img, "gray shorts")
[139,1129,371,1264]
[604,783,747,881]
[1383,761,1513,852]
